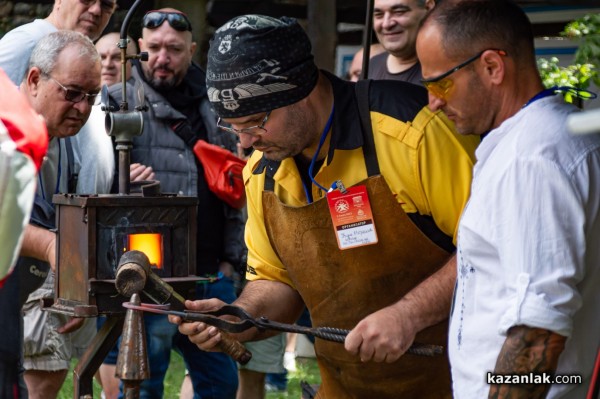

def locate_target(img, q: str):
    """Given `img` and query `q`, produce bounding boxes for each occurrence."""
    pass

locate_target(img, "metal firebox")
[48,192,198,317]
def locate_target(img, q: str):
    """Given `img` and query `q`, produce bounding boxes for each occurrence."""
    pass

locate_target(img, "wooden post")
[307,0,337,72]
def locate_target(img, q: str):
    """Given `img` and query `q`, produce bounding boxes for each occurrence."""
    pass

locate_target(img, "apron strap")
[355,79,380,176]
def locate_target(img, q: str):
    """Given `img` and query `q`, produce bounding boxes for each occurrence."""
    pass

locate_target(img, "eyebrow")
[374,4,411,13]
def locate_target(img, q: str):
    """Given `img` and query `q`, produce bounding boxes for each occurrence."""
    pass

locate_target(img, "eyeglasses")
[421,49,507,100]
[47,77,98,106]
[143,11,192,32]
[78,0,116,13]
[217,112,271,136]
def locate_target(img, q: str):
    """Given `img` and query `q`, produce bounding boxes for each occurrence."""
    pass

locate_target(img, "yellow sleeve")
[416,108,478,243]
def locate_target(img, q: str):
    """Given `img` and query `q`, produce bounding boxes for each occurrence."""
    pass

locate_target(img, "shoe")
[283,351,297,372]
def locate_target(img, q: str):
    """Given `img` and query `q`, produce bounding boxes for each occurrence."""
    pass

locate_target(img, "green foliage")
[537,13,600,104]
[59,352,321,398]
[562,13,600,70]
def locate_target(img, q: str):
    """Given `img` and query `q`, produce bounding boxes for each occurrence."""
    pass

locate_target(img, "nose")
[427,92,446,111]
[155,48,170,65]
[237,132,259,148]
[87,0,102,15]
[73,98,92,115]
[382,12,396,29]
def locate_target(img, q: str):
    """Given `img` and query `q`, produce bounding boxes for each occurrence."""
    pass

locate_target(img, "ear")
[189,41,197,58]
[480,50,505,86]
[425,0,435,12]
[26,67,43,97]
[138,37,145,51]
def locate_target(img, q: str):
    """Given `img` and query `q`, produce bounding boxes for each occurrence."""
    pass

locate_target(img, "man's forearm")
[20,224,56,270]
[233,278,305,342]
[390,254,457,332]
[489,325,566,399]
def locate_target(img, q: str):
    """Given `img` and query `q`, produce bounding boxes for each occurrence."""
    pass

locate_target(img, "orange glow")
[128,233,163,269]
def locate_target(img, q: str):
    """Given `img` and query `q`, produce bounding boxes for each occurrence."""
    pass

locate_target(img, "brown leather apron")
[263,175,452,399]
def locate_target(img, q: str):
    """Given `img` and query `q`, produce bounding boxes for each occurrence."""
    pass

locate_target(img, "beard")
[256,103,320,162]
[144,65,184,90]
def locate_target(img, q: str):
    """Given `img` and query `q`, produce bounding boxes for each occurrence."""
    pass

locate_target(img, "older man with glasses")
[102,8,244,399]
[8,31,100,399]
[0,2,113,398]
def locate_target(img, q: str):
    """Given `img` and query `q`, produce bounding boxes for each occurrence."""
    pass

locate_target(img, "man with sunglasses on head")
[417,1,600,398]
[11,31,100,399]
[106,8,244,399]
[172,15,479,398]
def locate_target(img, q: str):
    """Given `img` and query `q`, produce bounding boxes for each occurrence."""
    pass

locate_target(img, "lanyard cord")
[523,86,598,109]
[39,140,62,201]
[303,105,335,203]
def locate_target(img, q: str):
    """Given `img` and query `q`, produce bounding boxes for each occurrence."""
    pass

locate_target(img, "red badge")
[326,184,378,250]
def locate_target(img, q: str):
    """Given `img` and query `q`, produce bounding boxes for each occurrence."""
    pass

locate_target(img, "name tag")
[326,185,378,250]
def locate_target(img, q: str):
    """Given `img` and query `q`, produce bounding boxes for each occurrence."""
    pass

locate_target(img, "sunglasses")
[47,77,98,106]
[78,0,116,13]
[421,49,507,100]
[217,112,271,137]
[143,11,192,32]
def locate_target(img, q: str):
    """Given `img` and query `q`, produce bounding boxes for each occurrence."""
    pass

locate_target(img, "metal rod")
[360,0,375,80]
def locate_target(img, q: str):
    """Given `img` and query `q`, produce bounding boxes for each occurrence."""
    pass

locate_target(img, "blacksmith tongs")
[122,302,443,357]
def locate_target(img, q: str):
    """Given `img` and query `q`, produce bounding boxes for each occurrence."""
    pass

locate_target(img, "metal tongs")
[122,302,444,357]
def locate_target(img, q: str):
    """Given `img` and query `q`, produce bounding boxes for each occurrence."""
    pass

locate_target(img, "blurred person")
[347,44,385,82]
[173,14,479,398]
[0,0,116,85]
[71,32,138,196]
[0,68,48,399]
[417,1,600,397]
[369,0,434,84]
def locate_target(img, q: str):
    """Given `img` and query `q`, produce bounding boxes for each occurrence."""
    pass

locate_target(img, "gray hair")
[27,30,99,79]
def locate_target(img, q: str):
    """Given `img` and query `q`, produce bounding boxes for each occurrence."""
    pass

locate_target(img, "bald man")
[105,9,244,398]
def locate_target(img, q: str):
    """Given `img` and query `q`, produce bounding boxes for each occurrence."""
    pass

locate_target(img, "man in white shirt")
[417,1,600,398]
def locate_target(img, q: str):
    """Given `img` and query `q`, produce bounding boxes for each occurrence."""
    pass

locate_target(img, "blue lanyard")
[523,86,598,108]
[303,105,335,203]
[39,140,62,201]
[522,88,556,108]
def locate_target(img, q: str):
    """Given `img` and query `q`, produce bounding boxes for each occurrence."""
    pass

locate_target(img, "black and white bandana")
[206,15,318,118]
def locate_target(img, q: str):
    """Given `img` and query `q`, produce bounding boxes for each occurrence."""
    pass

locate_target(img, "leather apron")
[263,175,452,398]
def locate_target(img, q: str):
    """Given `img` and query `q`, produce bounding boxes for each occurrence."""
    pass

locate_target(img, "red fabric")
[0,68,48,170]
[587,347,600,399]
[193,140,247,209]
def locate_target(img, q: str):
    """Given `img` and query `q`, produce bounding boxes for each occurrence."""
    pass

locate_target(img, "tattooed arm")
[489,325,566,399]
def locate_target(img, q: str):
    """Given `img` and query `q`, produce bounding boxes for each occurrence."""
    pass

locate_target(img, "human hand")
[344,305,417,363]
[169,298,227,352]
[57,317,84,334]
[130,163,155,181]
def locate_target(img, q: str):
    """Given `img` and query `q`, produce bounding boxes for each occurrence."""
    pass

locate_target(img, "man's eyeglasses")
[421,49,507,100]
[217,112,271,137]
[78,0,116,13]
[143,11,192,32]
[47,77,98,106]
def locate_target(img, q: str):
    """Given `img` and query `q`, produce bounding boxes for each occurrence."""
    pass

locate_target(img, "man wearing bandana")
[174,15,479,398]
